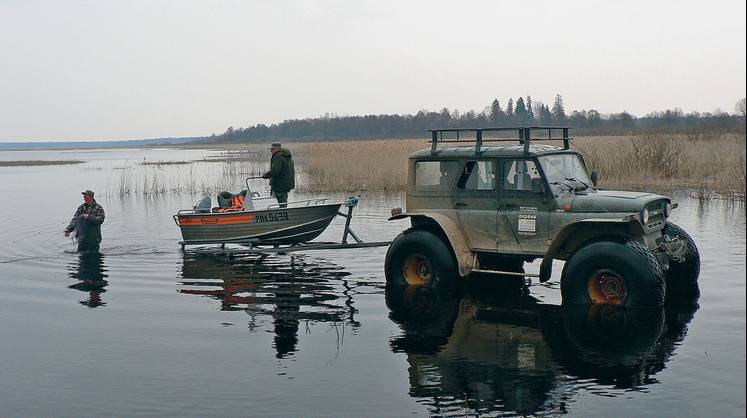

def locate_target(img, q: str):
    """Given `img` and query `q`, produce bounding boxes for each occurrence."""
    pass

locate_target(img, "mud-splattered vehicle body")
[386,127,700,307]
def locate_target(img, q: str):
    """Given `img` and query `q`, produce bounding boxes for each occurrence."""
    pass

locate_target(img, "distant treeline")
[209,95,747,143]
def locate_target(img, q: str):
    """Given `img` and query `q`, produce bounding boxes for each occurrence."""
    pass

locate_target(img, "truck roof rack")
[428,126,573,156]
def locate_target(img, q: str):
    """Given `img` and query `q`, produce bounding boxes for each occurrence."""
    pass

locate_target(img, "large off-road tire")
[662,222,700,292]
[561,240,666,307]
[385,229,458,288]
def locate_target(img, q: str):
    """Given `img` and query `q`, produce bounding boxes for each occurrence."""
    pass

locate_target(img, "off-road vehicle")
[385,127,700,307]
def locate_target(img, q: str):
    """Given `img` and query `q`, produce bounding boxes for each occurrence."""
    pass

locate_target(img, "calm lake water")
[1,148,745,417]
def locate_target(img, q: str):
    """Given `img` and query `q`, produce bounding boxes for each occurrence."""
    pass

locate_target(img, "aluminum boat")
[174,198,342,246]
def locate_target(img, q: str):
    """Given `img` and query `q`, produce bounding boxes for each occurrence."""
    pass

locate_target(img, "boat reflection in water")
[386,281,699,416]
[178,251,363,358]
[67,251,109,308]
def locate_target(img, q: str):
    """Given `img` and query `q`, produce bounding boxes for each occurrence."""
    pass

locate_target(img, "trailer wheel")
[385,229,457,288]
[662,222,700,292]
[561,240,665,307]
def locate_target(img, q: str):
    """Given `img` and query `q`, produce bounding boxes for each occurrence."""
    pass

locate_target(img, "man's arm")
[65,205,83,232]
[89,204,105,225]
[262,155,285,179]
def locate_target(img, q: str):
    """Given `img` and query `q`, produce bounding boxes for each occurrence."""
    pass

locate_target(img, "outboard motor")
[193,195,211,213]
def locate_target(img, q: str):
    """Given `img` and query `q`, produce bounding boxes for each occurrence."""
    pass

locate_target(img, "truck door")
[497,158,551,255]
[453,159,498,251]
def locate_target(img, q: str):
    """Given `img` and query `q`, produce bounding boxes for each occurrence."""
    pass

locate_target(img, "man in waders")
[64,190,105,252]
[261,142,295,208]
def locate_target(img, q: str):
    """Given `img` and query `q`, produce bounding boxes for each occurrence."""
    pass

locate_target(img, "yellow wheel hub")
[403,254,433,286]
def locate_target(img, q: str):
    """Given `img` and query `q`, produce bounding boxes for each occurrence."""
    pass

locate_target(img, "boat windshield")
[538,154,594,194]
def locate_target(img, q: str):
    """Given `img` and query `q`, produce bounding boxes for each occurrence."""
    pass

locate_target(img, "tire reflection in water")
[386,281,699,416]
[67,251,109,308]
[178,251,362,359]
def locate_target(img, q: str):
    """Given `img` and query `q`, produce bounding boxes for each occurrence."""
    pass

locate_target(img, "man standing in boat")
[64,190,105,252]
[262,142,295,208]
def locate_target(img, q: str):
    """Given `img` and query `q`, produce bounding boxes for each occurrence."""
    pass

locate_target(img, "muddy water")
[0,148,744,417]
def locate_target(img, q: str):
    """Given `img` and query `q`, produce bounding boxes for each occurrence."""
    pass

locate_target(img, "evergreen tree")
[551,94,567,123]
[506,98,514,116]
[514,97,528,125]
[505,98,514,124]
[489,98,505,125]
[526,96,535,123]
[539,104,553,125]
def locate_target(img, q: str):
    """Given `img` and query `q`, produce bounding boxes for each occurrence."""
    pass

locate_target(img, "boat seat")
[217,191,234,208]
[193,196,212,213]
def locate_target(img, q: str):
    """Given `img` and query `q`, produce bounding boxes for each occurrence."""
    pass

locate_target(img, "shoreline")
[0,160,84,167]
[1,134,744,200]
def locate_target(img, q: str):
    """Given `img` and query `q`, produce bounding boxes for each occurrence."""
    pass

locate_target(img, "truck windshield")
[538,154,593,193]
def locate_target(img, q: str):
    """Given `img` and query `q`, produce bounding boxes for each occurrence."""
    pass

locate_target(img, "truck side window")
[503,160,541,191]
[457,160,495,190]
[415,161,459,190]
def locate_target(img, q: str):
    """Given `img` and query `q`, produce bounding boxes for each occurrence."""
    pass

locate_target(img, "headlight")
[642,208,650,224]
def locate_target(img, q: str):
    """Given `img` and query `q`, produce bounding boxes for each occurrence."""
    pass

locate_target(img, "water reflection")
[67,252,109,308]
[386,283,699,416]
[179,252,362,358]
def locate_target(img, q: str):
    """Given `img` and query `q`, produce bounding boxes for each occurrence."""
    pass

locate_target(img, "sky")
[1,0,745,142]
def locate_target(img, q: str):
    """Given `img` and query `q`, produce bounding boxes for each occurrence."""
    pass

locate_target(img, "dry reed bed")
[141,160,191,166]
[574,133,745,199]
[107,159,267,196]
[297,133,746,199]
[295,139,425,192]
[97,133,745,200]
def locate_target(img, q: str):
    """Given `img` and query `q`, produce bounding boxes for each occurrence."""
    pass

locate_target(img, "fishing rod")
[238,172,264,178]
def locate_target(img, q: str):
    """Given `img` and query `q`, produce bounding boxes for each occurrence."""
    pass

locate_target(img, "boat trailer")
[178,196,391,254]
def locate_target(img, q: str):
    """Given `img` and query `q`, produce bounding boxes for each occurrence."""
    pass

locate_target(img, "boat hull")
[176,203,342,245]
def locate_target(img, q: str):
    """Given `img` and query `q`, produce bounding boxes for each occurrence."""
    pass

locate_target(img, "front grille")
[644,201,667,231]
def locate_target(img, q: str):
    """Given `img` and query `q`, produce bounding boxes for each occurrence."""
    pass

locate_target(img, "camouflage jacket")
[66,201,105,242]
[262,148,296,193]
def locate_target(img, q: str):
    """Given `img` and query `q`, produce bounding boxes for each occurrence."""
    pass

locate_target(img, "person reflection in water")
[273,288,301,358]
[178,253,354,360]
[68,251,109,308]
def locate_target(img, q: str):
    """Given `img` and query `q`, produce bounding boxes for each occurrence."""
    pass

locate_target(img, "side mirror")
[590,171,599,186]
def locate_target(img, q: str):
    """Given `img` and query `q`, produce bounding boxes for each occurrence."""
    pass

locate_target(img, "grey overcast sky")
[1,0,745,141]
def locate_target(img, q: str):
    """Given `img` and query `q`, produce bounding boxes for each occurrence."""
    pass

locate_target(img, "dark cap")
[82,190,95,197]
[270,142,282,149]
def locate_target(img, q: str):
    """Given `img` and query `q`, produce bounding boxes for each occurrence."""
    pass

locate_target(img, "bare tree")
[736,98,746,118]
